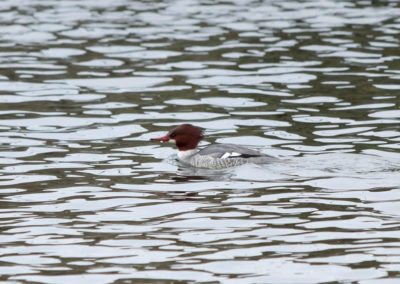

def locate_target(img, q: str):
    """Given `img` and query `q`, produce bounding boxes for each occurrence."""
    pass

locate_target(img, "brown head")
[151,124,204,151]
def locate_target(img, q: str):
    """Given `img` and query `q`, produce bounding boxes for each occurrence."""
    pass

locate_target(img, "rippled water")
[1,0,400,283]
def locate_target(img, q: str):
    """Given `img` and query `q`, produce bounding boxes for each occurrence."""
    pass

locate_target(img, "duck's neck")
[177,149,198,161]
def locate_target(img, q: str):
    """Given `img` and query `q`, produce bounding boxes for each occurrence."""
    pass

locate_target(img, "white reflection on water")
[0,0,400,283]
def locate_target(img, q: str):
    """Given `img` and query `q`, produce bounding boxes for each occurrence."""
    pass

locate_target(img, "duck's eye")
[169,132,176,138]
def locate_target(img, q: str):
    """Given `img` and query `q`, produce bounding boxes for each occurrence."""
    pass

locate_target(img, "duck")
[151,124,274,169]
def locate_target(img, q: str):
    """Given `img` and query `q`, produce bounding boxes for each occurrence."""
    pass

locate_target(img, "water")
[0,0,400,283]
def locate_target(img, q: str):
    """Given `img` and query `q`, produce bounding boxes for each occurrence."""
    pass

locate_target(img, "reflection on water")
[1,0,400,283]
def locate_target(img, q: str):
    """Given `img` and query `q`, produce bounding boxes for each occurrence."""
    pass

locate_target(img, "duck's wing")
[198,144,267,159]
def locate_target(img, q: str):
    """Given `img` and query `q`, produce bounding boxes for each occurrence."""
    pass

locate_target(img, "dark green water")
[0,0,400,283]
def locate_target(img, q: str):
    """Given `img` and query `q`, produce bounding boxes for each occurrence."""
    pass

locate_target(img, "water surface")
[1,0,400,283]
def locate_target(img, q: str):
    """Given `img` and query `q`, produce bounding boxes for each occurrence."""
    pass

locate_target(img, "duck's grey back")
[183,144,274,169]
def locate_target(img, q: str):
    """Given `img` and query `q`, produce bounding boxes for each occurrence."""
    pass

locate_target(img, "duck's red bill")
[150,135,170,143]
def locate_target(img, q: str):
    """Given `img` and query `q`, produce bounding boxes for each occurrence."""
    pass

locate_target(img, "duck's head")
[151,124,204,151]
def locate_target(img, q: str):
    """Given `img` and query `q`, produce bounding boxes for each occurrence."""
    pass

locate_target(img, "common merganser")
[151,124,274,169]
